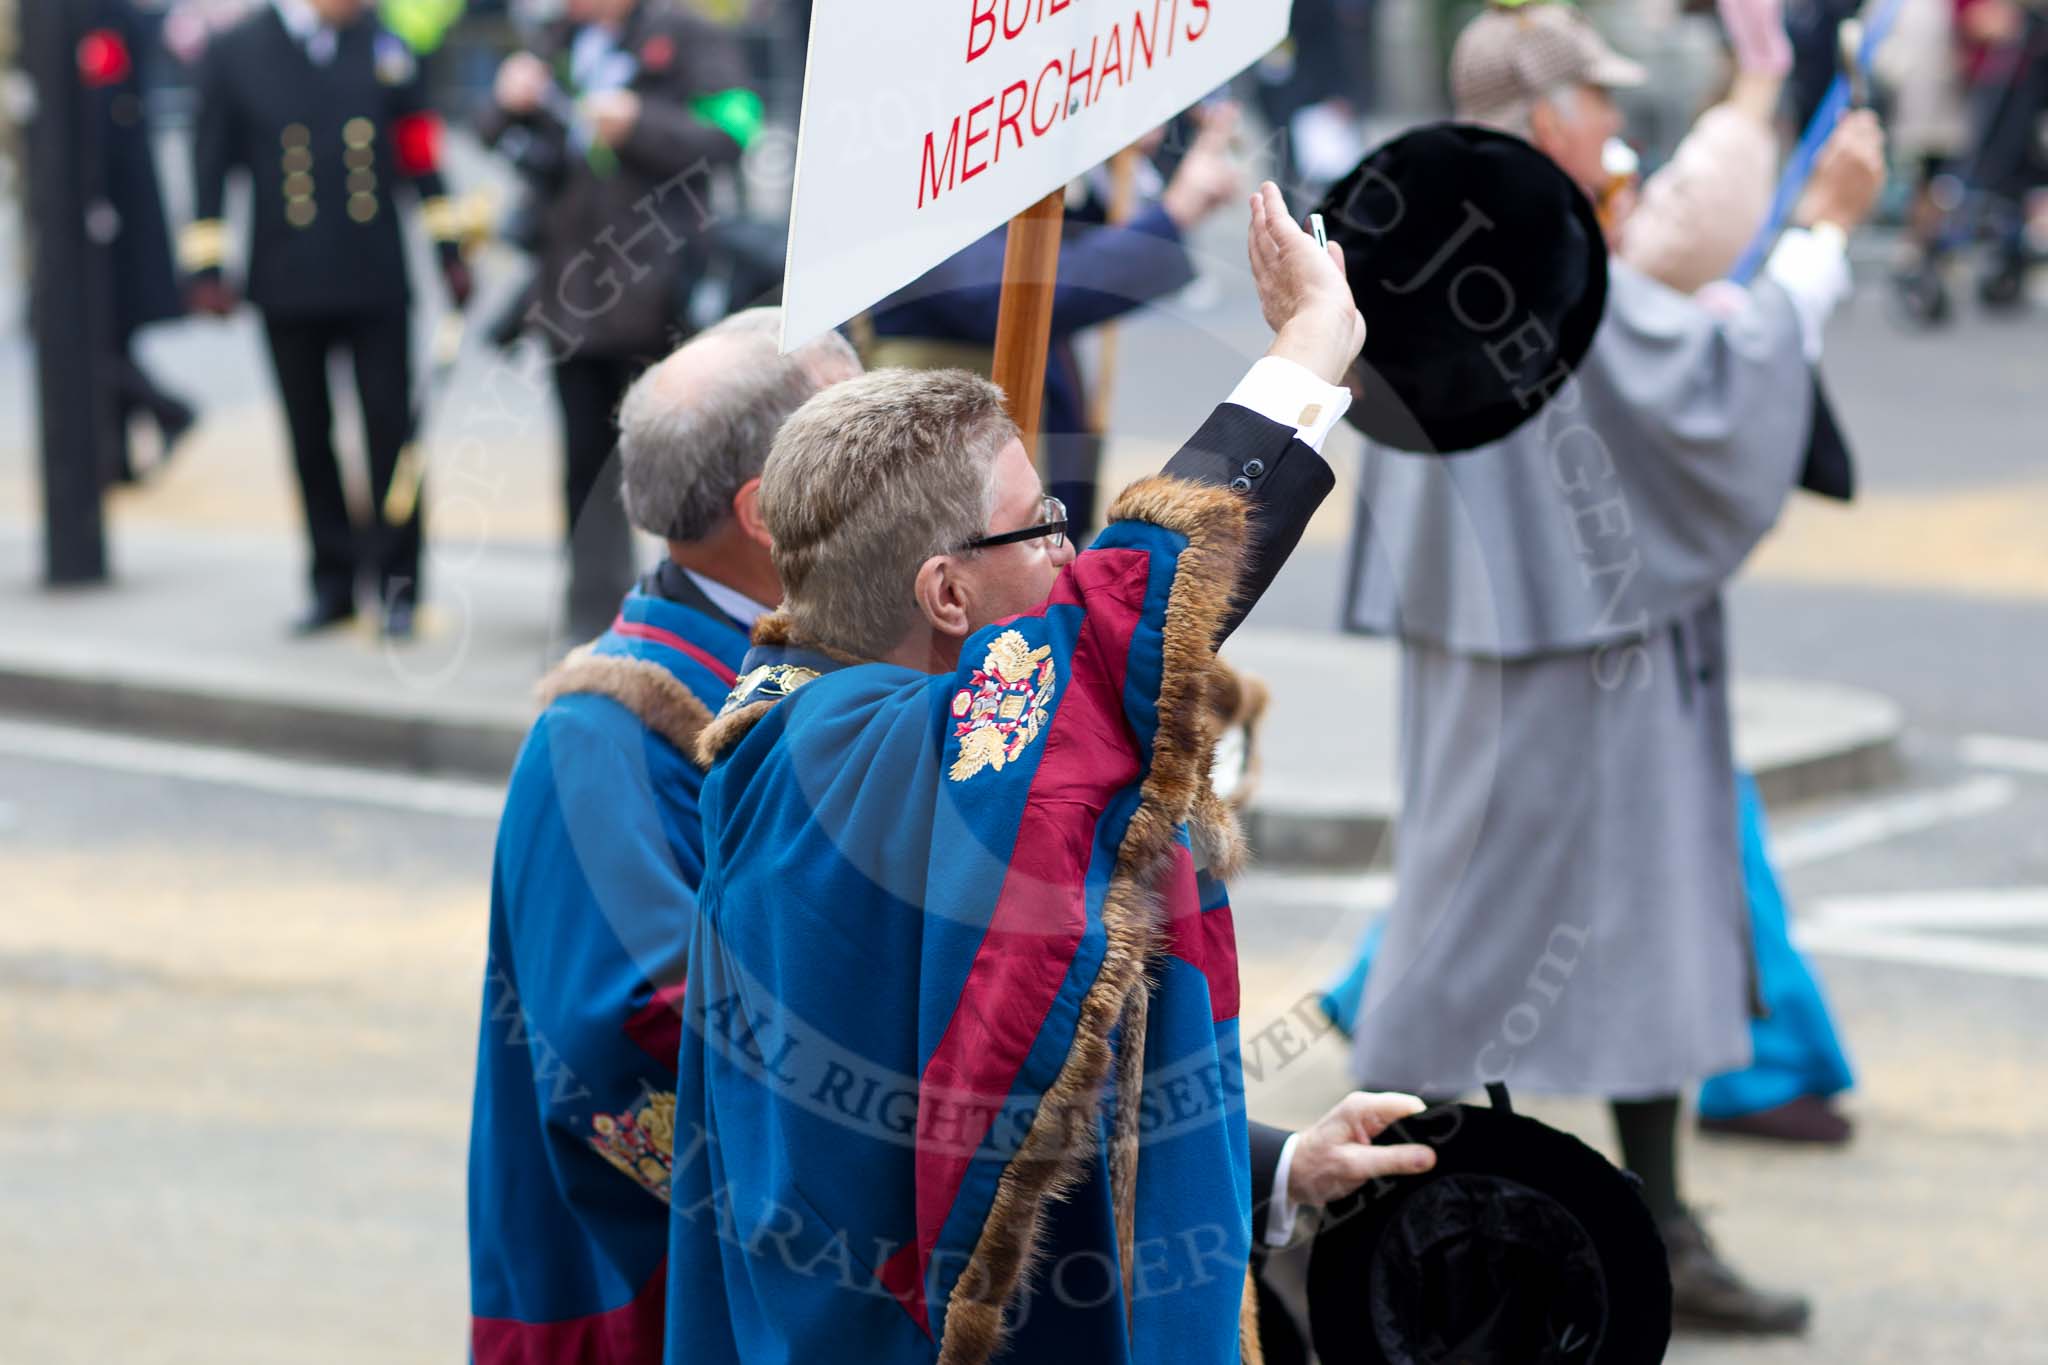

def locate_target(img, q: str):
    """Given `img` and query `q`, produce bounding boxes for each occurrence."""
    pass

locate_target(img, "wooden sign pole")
[989,188,1068,454]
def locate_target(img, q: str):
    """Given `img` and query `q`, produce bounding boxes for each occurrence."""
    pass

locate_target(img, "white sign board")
[780,0,1294,348]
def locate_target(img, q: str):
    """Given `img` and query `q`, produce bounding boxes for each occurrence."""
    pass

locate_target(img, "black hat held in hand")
[1307,1085,1671,1364]
[1313,124,1609,454]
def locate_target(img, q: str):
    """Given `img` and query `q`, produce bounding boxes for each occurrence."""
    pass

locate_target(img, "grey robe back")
[1347,263,1817,1097]
[1345,263,1813,658]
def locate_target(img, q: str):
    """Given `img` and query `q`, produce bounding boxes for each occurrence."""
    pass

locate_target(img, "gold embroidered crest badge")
[947,629,1056,782]
[588,1087,678,1203]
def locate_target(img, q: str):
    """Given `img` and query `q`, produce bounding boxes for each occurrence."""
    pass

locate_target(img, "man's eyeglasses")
[964,495,1068,551]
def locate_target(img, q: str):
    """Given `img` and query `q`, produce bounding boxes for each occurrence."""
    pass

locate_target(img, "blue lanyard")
[1729,0,1907,284]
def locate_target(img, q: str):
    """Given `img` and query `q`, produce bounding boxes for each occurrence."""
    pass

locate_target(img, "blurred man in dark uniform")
[479,0,757,641]
[182,0,472,639]
[81,0,197,484]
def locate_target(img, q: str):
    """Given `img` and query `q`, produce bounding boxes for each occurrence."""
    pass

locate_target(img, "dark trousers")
[553,352,642,640]
[262,311,420,609]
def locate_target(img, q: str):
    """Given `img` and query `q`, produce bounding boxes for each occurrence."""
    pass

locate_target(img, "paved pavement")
[0,512,1904,868]
[3,722,2044,1363]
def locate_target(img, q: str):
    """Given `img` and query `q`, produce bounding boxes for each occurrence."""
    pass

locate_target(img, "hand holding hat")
[1307,1087,1673,1364]
[1288,1092,1440,1209]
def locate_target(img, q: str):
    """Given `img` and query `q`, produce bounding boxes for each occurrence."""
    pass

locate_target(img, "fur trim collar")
[536,648,716,765]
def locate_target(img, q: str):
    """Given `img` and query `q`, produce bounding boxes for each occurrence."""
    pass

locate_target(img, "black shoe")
[290,598,356,636]
[1663,1211,1811,1335]
[382,598,416,641]
[1889,262,1951,328]
[1978,255,2028,312]
[155,402,197,470]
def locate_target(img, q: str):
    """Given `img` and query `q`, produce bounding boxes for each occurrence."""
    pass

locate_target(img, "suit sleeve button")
[1229,476,1253,493]
[1243,459,1266,478]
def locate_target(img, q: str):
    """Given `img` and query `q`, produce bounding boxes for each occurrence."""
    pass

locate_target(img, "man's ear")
[730,477,772,550]
[912,554,973,644]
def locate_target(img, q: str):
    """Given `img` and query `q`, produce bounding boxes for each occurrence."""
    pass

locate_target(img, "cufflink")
[1298,403,1323,428]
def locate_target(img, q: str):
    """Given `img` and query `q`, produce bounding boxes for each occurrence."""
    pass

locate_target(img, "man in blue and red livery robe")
[664,186,1436,1364]
[467,313,861,1362]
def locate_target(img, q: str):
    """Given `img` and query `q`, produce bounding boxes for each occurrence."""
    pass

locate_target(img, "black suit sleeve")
[1248,1118,1292,1247]
[1161,404,1336,642]
[181,37,240,281]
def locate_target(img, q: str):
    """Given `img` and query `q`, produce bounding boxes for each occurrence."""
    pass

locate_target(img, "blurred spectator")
[1787,0,1861,127]
[182,0,473,639]
[478,0,760,641]
[1252,0,1372,194]
[1877,0,1970,312]
[864,105,1244,540]
[82,0,199,484]
[1953,0,2045,307]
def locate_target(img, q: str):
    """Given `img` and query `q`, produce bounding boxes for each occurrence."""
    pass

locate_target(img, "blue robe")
[468,586,749,1362]
[666,477,1262,1364]
[1697,775,1855,1118]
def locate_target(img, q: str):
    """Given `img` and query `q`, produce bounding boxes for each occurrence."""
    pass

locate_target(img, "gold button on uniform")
[348,194,378,223]
[283,171,315,198]
[344,146,374,170]
[286,198,318,228]
[343,117,376,147]
[347,169,377,194]
[281,122,311,149]
[282,147,313,173]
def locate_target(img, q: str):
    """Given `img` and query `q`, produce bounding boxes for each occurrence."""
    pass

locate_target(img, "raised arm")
[1151,180,1365,637]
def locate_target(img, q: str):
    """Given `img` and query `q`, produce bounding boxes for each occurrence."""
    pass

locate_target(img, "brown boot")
[1662,1211,1811,1336]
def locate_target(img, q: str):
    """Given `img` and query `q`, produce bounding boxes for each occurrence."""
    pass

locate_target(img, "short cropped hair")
[617,309,862,542]
[762,369,1014,658]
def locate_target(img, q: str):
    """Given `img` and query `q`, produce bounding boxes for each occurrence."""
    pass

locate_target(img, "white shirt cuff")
[1263,1132,1304,1247]
[1225,357,1352,454]
[1763,224,1851,364]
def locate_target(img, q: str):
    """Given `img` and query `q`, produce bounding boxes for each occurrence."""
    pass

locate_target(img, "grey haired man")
[467,308,860,1352]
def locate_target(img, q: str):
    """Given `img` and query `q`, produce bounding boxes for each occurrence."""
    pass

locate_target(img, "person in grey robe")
[1336,0,1889,1337]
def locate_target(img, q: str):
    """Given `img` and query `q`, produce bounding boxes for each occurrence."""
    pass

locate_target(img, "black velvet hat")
[1306,1086,1671,1364]
[1312,123,1609,454]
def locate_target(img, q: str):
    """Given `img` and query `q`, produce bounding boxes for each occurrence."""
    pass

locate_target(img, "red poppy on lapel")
[78,29,132,88]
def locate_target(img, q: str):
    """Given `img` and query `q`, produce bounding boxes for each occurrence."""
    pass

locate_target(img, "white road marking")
[1794,886,2048,982]
[1795,923,2048,983]
[0,719,505,821]
[1771,775,2015,869]
[1806,887,2048,932]
[1959,732,2048,778]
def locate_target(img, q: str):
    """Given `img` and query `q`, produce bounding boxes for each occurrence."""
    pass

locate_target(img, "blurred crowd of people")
[7,0,2038,637]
